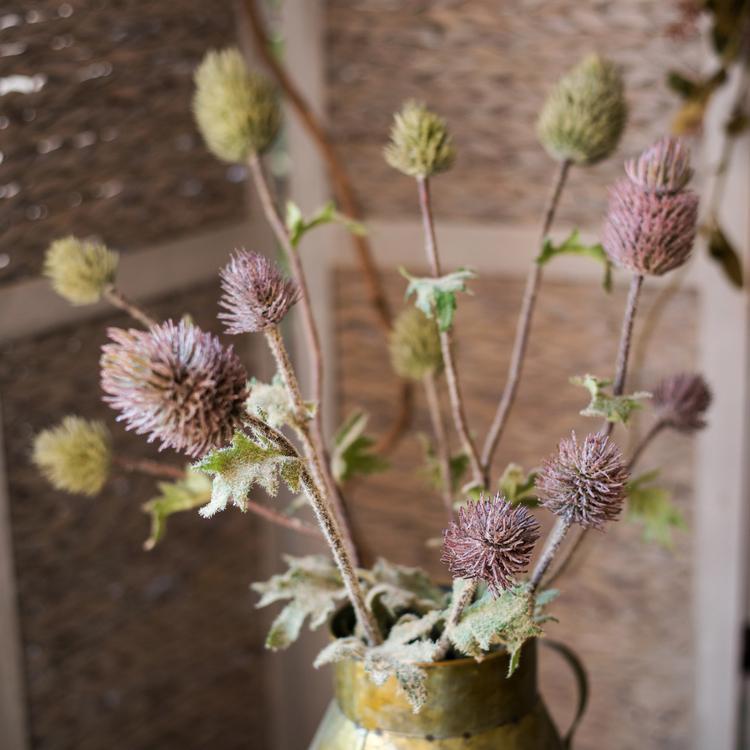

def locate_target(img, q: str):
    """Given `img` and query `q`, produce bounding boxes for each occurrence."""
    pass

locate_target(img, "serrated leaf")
[246,375,308,429]
[141,468,212,550]
[418,433,468,494]
[705,220,743,288]
[194,430,302,517]
[366,558,447,617]
[534,588,560,624]
[571,374,651,425]
[252,555,348,650]
[536,229,612,291]
[285,199,367,248]
[331,411,388,483]
[626,471,686,549]
[498,463,538,507]
[401,267,477,332]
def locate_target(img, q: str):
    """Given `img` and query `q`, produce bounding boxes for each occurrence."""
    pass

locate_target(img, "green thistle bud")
[193,48,281,163]
[537,54,627,165]
[32,417,112,496]
[389,307,443,380]
[384,100,455,178]
[43,236,118,305]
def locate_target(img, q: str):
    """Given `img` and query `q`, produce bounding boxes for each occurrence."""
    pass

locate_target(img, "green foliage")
[246,375,314,430]
[389,308,443,381]
[44,236,118,305]
[194,428,303,518]
[331,411,388,483]
[32,416,111,496]
[252,555,347,651]
[705,220,743,288]
[533,588,560,625]
[626,471,686,548]
[401,267,477,332]
[418,434,468,494]
[536,229,612,291]
[365,559,448,618]
[384,100,455,178]
[315,610,441,712]
[498,464,538,507]
[192,48,280,162]
[444,583,541,676]
[571,374,651,424]
[142,468,212,550]
[285,200,367,249]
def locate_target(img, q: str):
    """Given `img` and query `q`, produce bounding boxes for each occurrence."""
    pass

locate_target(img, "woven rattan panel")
[325,1,701,225]
[335,267,696,750]
[0,1,244,286]
[0,283,269,750]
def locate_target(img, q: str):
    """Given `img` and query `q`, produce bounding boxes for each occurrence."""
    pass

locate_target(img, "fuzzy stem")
[434,578,478,660]
[248,154,359,564]
[423,371,454,521]
[244,415,381,645]
[244,498,323,539]
[628,419,667,471]
[416,176,484,488]
[113,456,184,480]
[529,517,571,593]
[103,286,157,328]
[480,159,571,482]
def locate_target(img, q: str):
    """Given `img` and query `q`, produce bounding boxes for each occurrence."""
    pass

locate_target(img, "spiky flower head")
[388,307,443,381]
[101,320,248,458]
[624,136,693,194]
[537,54,627,165]
[219,250,300,334]
[603,139,699,276]
[384,100,455,178]
[193,48,281,163]
[536,432,628,529]
[653,372,711,432]
[44,236,118,305]
[32,417,111,496]
[441,494,541,596]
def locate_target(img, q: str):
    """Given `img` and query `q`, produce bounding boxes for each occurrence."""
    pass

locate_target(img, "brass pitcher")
[309,638,575,749]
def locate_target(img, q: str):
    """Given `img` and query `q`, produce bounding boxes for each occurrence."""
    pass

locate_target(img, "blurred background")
[1,1,749,749]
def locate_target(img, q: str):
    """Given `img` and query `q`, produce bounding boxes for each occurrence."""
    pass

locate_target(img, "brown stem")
[104,286,157,328]
[529,517,571,593]
[113,456,184,480]
[245,414,381,645]
[245,498,322,539]
[416,176,484,488]
[480,160,571,482]
[240,0,414,453]
[434,578,478,659]
[423,371,454,521]
[628,419,667,471]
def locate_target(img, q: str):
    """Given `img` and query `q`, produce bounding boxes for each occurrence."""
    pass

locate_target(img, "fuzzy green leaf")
[366,559,447,617]
[246,375,314,429]
[401,267,476,332]
[498,464,538,507]
[194,430,302,517]
[331,411,388,483]
[142,468,212,550]
[627,471,686,549]
[536,229,612,291]
[253,555,347,650]
[286,200,367,249]
[571,374,651,424]
[705,220,743,289]
[445,585,541,675]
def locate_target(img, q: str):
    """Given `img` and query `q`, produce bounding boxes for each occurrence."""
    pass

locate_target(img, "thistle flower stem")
[529,517,571,593]
[480,159,571,483]
[113,456,184,480]
[104,286,157,328]
[423,371,454,521]
[416,176,484,489]
[248,153,360,565]
[244,498,323,539]
[244,415,381,645]
[434,578,478,660]
[627,419,666,471]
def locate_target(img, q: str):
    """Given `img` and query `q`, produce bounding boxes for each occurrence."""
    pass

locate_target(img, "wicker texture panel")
[334,267,696,750]
[0,1,245,286]
[0,283,270,750]
[325,0,700,225]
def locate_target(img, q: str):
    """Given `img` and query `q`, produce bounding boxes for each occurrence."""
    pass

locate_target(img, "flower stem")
[104,286,157,328]
[529,517,571,593]
[423,371,454,521]
[480,159,571,483]
[434,578,478,660]
[628,419,667,471]
[113,456,183,480]
[244,498,323,540]
[416,176,484,489]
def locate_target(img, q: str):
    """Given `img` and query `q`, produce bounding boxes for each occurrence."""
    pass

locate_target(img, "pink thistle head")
[219,250,300,334]
[653,372,711,432]
[624,136,693,194]
[536,432,628,529]
[101,320,248,458]
[441,494,541,596]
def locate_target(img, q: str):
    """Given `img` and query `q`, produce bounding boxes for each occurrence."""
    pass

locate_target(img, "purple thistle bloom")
[441,494,541,596]
[101,320,248,458]
[624,136,693,194]
[536,432,628,529]
[219,250,300,334]
[653,372,712,432]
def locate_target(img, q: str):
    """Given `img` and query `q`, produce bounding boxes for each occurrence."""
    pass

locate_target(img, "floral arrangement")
[33,48,711,712]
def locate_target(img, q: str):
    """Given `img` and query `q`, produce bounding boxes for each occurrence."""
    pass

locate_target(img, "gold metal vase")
[309,638,568,749]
